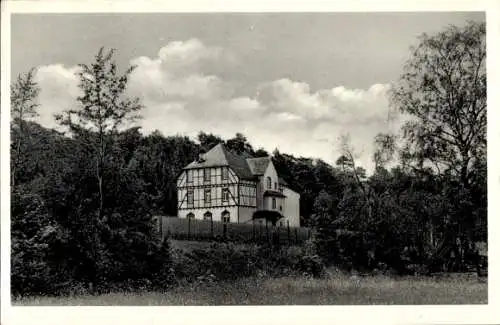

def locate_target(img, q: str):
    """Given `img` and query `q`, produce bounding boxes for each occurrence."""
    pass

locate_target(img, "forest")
[10,21,486,296]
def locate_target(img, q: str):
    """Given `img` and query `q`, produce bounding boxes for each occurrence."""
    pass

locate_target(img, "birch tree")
[56,47,142,220]
[11,68,40,186]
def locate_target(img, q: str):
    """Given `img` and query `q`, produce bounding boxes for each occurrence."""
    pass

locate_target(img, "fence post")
[259,223,264,242]
[266,220,269,243]
[253,220,256,240]
[188,217,191,240]
[211,218,214,238]
[223,223,227,239]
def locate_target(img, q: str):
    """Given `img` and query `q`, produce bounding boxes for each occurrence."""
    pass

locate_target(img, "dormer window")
[266,176,272,189]
[222,167,228,180]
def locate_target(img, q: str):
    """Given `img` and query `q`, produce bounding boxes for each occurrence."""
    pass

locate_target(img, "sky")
[11,12,485,173]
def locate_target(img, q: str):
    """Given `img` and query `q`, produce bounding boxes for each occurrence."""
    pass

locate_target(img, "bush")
[11,187,70,296]
[170,242,325,284]
[295,254,325,278]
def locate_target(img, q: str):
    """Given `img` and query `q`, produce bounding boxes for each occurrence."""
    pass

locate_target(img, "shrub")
[11,187,70,296]
[170,242,325,284]
[295,254,325,278]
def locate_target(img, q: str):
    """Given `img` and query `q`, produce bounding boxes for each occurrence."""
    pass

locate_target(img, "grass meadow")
[14,271,487,306]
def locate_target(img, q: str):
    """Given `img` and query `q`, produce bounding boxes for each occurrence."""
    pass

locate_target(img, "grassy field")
[14,272,487,305]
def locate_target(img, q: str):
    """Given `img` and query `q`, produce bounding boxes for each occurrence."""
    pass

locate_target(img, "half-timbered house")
[176,143,300,227]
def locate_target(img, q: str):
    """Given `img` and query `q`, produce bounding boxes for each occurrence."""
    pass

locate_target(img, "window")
[187,190,194,207]
[187,212,195,220]
[204,168,211,183]
[222,188,230,202]
[272,198,276,209]
[279,205,282,211]
[221,211,230,223]
[222,167,228,180]
[266,177,272,189]
[279,221,284,227]
[186,170,193,183]
[204,211,212,221]
[204,189,211,205]
[274,182,277,190]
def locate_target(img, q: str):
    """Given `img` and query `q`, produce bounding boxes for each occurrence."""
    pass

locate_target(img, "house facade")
[176,143,301,227]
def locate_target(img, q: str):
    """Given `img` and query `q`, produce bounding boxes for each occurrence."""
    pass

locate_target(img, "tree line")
[10,21,486,296]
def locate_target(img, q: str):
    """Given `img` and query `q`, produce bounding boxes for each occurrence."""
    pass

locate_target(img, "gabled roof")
[278,177,288,186]
[184,143,256,180]
[246,157,271,176]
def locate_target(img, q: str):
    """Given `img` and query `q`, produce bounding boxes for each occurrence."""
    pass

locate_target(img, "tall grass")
[14,272,487,306]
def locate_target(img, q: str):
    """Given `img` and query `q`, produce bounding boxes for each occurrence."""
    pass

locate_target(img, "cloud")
[34,64,81,129]
[32,38,398,173]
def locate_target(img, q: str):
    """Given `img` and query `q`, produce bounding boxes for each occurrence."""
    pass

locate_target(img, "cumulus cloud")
[34,64,81,129]
[32,38,398,173]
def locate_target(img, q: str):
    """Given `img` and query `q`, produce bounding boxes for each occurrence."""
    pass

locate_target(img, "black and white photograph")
[1,1,498,324]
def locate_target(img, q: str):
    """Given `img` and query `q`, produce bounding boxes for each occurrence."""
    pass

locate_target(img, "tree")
[226,133,255,157]
[337,134,372,218]
[310,190,337,263]
[390,21,486,268]
[11,68,40,186]
[53,48,144,289]
[56,47,142,219]
[391,21,485,188]
[11,186,69,295]
[373,133,396,170]
[254,148,270,157]
[197,131,223,153]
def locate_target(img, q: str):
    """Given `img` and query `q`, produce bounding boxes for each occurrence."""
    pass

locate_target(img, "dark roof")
[184,143,256,180]
[263,190,287,198]
[246,157,271,175]
[278,177,288,186]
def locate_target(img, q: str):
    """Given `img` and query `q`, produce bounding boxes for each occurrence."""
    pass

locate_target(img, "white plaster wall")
[178,206,239,222]
[282,187,300,227]
[262,160,279,191]
[238,206,256,224]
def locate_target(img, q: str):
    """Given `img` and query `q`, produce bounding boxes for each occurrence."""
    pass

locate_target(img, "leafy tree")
[392,21,486,185]
[310,190,337,264]
[373,133,397,170]
[226,132,255,157]
[10,68,40,186]
[11,186,69,295]
[56,47,142,219]
[131,132,199,215]
[254,147,270,157]
[197,131,223,152]
[391,21,486,268]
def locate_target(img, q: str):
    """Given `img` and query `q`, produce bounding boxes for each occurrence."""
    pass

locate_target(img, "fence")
[155,216,312,245]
